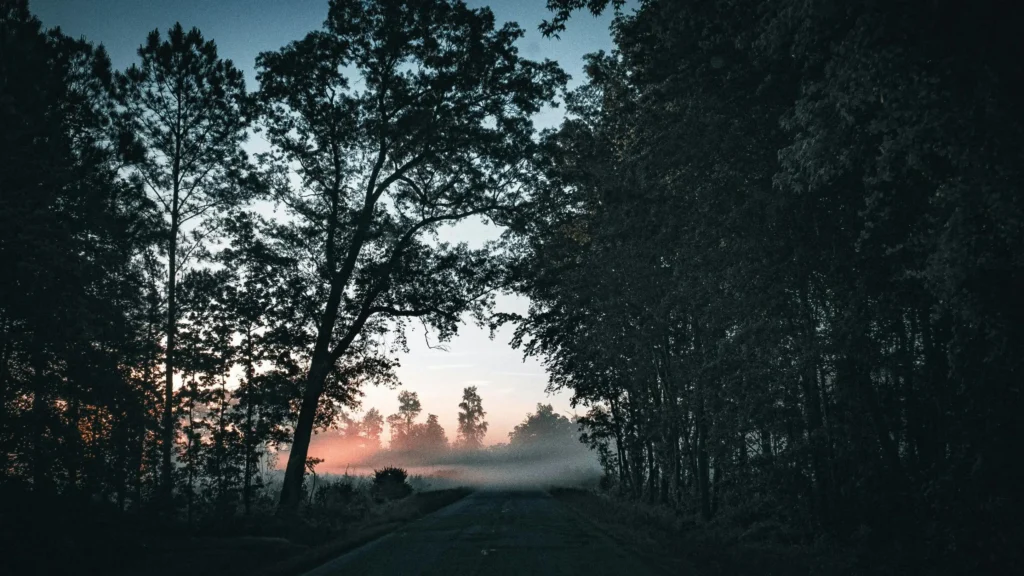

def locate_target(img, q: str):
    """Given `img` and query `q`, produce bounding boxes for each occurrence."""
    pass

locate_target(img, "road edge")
[258,488,473,576]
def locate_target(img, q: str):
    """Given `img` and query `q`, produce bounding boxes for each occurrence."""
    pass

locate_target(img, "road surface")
[303,490,667,576]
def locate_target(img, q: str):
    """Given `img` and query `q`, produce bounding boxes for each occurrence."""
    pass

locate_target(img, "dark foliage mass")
[1,0,1021,573]
[501,0,1024,572]
[371,466,413,501]
[1,0,561,527]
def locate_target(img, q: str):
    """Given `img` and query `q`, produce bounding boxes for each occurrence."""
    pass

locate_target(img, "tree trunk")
[243,333,255,515]
[697,399,711,521]
[0,315,10,477]
[802,360,830,525]
[278,355,331,513]
[31,348,49,492]
[161,182,179,506]
[278,193,375,514]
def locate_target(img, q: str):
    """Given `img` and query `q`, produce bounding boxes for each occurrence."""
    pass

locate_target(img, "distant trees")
[456,386,488,449]
[505,0,1024,571]
[508,404,577,451]
[361,408,385,451]
[386,390,422,450]
[415,414,449,453]
[385,391,448,454]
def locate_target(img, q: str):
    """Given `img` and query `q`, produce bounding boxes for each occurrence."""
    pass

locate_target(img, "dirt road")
[302,490,666,576]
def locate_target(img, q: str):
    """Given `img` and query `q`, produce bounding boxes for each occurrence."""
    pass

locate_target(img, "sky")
[30,0,622,452]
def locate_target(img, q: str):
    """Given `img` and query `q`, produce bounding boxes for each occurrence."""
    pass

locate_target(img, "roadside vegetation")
[4,467,467,576]
[2,0,1020,573]
[509,1,1023,574]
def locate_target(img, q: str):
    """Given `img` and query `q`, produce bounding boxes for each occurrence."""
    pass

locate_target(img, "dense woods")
[0,0,564,522]
[500,0,1024,572]
[2,0,1022,573]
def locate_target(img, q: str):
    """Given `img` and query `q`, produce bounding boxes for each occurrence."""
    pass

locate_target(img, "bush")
[371,467,412,502]
[313,477,358,509]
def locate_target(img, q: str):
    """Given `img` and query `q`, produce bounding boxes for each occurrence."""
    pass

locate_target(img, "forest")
[2,0,1022,574]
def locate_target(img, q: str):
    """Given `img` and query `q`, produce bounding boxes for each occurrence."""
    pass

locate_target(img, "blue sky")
[31,0,623,447]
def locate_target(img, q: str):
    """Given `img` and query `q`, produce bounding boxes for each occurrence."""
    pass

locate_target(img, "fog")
[287,441,603,491]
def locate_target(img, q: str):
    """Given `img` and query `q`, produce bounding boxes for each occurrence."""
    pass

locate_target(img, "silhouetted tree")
[456,386,487,449]
[502,0,1024,571]
[508,404,577,451]
[361,408,385,451]
[1,1,161,500]
[387,390,422,451]
[410,413,448,454]
[253,0,566,513]
[114,23,251,502]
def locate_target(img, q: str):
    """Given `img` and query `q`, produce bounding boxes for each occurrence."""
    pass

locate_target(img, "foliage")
[371,466,413,501]
[502,0,1024,572]
[456,386,488,449]
[114,21,253,500]
[252,0,566,512]
[508,404,576,449]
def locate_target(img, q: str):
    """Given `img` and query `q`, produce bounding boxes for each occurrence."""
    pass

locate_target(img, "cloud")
[426,363,475,370]
[493,371,546,377]
[464,380,491,386]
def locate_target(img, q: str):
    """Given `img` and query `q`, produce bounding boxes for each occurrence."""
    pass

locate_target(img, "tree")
[115,23,251,502]
[502,0,1024,570]
[456,386,487,449]
[254,0,566,512]
[387,390,422,450]
[361,408,385,450]
[508,404,577,451]
[217,210,299,514]
[411,414,448,453]
[1,1,160,498]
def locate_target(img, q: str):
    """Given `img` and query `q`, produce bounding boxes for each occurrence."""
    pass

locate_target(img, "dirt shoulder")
[550,488,862,576]
[258,488,471,576]
[3,488,470,576]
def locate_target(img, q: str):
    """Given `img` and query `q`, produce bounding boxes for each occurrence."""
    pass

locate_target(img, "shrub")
[371,466,413,502]
[313,477,357,509]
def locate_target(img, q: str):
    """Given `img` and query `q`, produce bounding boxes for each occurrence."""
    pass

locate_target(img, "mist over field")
[312,445,602,490]
[283,412,602,490]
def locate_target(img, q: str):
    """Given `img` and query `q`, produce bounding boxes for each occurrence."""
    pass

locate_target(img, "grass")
[258,488,470,576]
[550,487,864,576]
[1,479,470,576]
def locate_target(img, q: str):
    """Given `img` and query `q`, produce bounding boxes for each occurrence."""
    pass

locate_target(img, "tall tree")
[1,0,159,496]
[115,23,251,501]
[361,408,385,450]
[254,0,566,512]
[456,386,488,449]
[387,390,422,450]
[505,0,1024,570]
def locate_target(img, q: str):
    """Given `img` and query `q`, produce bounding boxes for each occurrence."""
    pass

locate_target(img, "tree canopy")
[501,0,1024,571]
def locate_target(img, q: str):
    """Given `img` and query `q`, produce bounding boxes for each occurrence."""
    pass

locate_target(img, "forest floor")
[550,488,865,576]
[1,486,470,576]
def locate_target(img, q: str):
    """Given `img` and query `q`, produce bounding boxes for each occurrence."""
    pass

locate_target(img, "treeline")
[329,389,583,468]
[503,0,1023,572]
[331,387,486,461]
[0,0,564,521]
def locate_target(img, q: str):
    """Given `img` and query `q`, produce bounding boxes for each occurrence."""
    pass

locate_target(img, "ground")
[303,489,670,576]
